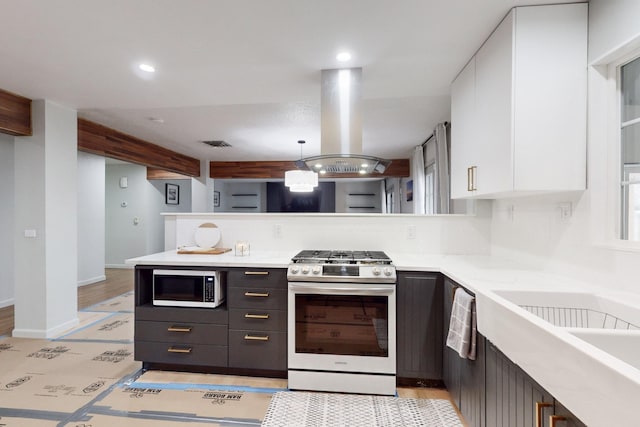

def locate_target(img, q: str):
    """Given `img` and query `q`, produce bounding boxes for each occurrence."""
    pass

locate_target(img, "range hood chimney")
[301,68,391,174]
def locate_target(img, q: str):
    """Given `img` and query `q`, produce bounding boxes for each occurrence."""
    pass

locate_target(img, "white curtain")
[433,122,450,214]
[411,145,426,214]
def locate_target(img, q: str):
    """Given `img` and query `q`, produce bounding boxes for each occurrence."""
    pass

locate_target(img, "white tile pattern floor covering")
[0,292,464,426]
[262,391,463,427]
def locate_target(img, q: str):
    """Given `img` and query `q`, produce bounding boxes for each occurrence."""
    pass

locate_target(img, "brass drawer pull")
[244,334,269,341]
[245,313,269,319]
[167,326,192,333]
[244,292,269,297]
[244,271,269,276]
[549,415,567,427]
[536,402,553,427]
[167,346,192,354]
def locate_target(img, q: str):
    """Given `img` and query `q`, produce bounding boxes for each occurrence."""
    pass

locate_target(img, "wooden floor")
[0,268,134,336]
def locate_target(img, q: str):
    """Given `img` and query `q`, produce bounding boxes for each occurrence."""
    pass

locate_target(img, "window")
[620,56,640,240]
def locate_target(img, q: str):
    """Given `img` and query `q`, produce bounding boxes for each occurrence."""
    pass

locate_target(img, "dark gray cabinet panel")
[136,320,228,346]
[443,278,462,408]
[135,341,228,367]
[229,308,287,331]
[459,334,485,427]
[228,269,287,288]
[228,330,287,370]
[135,305,228,324]
[228,287,287,310]
[227,268,287,372]
[396,272,443,381]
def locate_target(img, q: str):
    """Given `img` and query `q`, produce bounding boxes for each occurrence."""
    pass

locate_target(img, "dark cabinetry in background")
[134,265,287,375]
[227,268,287,371]
[443,278,485,427]
[396,272,444,384]
[442,277,585,427]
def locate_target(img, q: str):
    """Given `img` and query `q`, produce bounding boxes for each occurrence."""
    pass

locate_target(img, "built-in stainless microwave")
[153,269,225,308]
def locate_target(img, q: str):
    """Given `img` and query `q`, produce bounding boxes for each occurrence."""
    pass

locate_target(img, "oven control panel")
[287,263,396,283]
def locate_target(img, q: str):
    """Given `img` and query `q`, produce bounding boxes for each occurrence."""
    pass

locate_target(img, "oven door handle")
[288,283,394,295]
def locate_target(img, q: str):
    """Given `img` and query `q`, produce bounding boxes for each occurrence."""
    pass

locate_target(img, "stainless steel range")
[287,250,396,395]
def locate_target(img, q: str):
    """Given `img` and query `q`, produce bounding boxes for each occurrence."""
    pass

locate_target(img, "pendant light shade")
[284,169,318,193]
[285,140,318,192]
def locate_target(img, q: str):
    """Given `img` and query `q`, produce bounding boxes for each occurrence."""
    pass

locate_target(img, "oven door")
[288,281,396,375]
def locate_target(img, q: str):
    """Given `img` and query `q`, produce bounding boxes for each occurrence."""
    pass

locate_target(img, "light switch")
[24,229,37,238]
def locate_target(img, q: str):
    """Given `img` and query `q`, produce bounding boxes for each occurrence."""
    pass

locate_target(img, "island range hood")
[301,68,391,174]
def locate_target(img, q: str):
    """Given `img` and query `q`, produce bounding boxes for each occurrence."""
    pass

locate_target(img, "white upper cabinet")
[450,3,588,199]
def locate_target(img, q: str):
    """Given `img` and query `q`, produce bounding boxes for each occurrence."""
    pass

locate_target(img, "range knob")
[383,267,392,276]
[312,266,322,275]
[372,267,381,276]
[301,266,310,274]
[290,266,299,274]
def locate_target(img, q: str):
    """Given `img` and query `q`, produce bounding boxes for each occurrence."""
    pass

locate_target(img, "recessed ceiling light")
[148,117,164,124]
[139,63,155,73]
[336,52,351,62]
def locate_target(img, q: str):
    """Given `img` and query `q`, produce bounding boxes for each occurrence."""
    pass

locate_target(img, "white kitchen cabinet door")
[450,57,477,199]
[450,3,587,199]
[474,9,514,197]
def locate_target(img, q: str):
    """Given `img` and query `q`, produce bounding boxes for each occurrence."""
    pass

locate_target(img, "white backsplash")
[165,209,492,257]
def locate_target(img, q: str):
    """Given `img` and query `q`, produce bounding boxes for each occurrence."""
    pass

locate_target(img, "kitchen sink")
[492,290,640,330]
[567,329,640,370]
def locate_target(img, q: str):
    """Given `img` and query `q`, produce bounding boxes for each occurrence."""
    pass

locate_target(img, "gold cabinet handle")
[244,292,269,297]
[245,313,269,319]
[167,346,192,354]
[536,402,553,427]
[549,415,567,427]
[467,166,478,191]
[244,334,269,341]
[167,326,192,333]
[244,271,269,276]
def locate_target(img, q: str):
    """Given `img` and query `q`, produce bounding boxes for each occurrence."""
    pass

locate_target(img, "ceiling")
[0,0,580,165]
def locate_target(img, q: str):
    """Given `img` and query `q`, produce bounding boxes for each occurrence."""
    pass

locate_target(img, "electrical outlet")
[558,202,572,221]
[407,225,416,240]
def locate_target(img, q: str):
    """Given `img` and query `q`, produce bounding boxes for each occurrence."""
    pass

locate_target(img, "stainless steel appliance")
[287,250,396,395]
[153,269,225,308]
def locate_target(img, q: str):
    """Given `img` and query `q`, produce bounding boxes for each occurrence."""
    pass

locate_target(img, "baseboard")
[0,298,14,309]
[105,264,134,269]
[77,275,107,287]
[13,316,79,339]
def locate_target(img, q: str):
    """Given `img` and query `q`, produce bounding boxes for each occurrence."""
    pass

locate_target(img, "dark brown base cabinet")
[444,278,586,427]
[396,272,444,385]
[134,266,287,375]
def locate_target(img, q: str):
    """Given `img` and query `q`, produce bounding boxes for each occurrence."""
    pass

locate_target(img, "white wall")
[167,206,492,256]
[105,164,148,267]
[0,134,15,308]
[105,162,193,266]
[77,152,105,286]
[490,0,640,294]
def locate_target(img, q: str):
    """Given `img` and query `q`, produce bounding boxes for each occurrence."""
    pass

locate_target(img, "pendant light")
[285,140,318,193]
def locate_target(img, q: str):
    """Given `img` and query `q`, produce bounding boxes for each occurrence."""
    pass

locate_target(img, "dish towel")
[446,287,477,360]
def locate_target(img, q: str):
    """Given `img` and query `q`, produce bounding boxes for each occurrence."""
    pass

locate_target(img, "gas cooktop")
[291,250,392,265]
[288,250,395,283]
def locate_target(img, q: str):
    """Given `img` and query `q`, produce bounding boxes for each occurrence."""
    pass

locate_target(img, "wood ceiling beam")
[0,88,32,136]
[78,118,200,177]
[210,159,410,179]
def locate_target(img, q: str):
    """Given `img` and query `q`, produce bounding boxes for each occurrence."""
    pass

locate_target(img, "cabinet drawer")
[135,340,227,367]
[135,305,228,324]
[228,288,287,310]
[228,330,286,371]
[228,269,287,289]
[229,309,287,332]
[135,321,228,346]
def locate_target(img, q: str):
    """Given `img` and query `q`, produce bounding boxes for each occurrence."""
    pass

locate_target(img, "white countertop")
[127,249,640,426]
